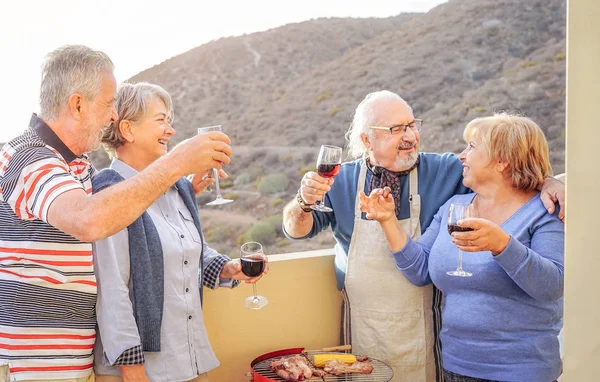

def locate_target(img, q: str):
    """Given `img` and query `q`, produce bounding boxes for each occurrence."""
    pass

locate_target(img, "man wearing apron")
[282,91,566,382]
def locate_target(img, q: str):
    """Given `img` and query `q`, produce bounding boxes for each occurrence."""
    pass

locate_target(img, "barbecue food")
[323,359,374,376]
[313,353,357,367]
[269,356,326,381]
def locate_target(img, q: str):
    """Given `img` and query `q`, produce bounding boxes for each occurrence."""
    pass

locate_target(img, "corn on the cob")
[313,353,356,367]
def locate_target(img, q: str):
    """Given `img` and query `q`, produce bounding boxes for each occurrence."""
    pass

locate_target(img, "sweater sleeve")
[391,202,446,286]
[493,216,564,302]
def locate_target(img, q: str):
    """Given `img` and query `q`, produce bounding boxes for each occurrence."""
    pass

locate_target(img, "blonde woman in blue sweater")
[360,113,563,382]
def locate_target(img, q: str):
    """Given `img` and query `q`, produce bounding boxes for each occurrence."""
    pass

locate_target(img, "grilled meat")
[323,359,374,376]
[269,355,322,381]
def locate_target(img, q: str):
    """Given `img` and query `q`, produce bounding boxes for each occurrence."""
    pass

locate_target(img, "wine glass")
[447,203,475,277]
[197,125,233,206]
[311,145,343,212]
[240,241,268,310]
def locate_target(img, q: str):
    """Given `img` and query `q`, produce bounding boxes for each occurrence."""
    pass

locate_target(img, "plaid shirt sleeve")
[112,344,145,366]
[203,254,241,290]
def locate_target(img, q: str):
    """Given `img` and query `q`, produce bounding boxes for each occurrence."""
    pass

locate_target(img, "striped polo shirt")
[0,115,96,381]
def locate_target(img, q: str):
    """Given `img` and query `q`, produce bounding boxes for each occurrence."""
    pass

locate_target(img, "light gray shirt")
[93,159,235,381]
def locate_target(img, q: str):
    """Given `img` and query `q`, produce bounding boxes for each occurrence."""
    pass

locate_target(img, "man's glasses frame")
[368,119,423,135]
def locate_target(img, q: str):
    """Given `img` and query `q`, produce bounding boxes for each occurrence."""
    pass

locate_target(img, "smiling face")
[361,97,420,172]
[128,97,175,167]
[458,128,505,190]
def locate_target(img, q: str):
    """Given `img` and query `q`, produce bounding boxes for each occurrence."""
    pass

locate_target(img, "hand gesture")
[451,218,511,255]
[299,171,334,205]
[169,131,232,176]
[358,187,395,222]
[220,255,270,284]
[188,169,228,195]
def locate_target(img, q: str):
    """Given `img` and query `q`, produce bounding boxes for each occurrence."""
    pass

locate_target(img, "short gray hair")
[101,82,174,159]
[345,90,412,158]
[39,45,114,120]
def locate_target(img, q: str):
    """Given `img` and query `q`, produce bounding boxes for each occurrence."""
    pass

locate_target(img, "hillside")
[89,0,566,255]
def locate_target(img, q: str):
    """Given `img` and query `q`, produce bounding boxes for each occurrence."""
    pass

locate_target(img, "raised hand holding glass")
[197,125,233,206]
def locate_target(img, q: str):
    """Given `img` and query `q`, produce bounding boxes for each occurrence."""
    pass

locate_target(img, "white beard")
[393,150,419,171]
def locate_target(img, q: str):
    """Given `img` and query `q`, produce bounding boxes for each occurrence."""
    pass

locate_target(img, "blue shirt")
[394,193,564,381]
[284,152,468,289]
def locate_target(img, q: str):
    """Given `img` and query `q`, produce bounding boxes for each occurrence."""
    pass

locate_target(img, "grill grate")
[252,351,394,381]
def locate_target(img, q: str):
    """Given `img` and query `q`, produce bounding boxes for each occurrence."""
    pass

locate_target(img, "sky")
[0,0,446,142]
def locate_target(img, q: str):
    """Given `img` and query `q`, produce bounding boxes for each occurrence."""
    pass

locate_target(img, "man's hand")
[358,187,395,223]
[299,171,334,205]
[168,131,232,176]
[220,255,269,284]
[188,169,228,195]
[119,365,149,382]
[451,218,511,256]
[540,177,565,222]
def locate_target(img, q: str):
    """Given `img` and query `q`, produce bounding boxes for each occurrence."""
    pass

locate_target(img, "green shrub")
[297,165,316,176]
[244,222,277,245]
[520,60,536,68]
[271,198,284,207]
[554,52,566,61]
[280,154,292,162]
[267,214,284,235]
[471,106,486,113]
[277,239,291,248]
[205,225,231,243]
[328,106,342,117]
[315,92,332,103]
[257,173,289,194]
[219,179,234,189]
[234,172,253,186]
[221,192,238,200]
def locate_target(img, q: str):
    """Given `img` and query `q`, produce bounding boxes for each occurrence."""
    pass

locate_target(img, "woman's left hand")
[188,169,229,195]
[220,255,269,284]
[451,218,511,256]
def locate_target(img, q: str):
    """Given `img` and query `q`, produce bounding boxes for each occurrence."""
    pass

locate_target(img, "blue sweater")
[394,193,564,381]
[284,153,469,289]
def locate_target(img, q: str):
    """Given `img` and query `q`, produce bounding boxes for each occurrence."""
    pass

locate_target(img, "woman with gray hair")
[91,82,268,382]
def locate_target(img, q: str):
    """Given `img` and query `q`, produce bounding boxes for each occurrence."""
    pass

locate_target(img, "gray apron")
[343,163,436,381]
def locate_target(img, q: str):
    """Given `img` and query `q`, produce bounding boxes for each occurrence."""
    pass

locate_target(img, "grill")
[250,348,394,382]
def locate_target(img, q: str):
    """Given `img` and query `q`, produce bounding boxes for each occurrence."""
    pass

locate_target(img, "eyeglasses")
[368,119,423,135]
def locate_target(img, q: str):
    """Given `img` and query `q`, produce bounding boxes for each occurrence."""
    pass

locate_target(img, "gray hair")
[101,82,174,159]
[39,45,114,120]
[345,90,412,158]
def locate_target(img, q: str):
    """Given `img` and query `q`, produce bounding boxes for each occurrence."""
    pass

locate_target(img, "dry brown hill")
[90,0,566,255]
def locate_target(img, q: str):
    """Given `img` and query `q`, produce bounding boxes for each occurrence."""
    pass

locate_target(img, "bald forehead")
[370,97,414,124]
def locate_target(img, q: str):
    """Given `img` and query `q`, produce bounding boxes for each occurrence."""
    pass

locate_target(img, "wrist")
[153,155,185,184]
[492,233,511,256]
[296,190,313,213]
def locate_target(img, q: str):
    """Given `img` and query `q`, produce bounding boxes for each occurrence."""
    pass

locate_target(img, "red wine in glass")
[311,145,343,212]
[240,257,265,277]
[447,203,476,277]
[240,241,268,310]
[317,163,341,178]
[447,224,475,235]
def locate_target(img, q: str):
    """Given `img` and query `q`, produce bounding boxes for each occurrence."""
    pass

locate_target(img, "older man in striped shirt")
[0,45,233,382]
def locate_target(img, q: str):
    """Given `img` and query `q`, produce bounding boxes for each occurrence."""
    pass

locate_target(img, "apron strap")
[409,168,422,238]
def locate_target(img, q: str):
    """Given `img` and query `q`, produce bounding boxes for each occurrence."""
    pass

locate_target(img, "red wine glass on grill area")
[447,202,475,277]
[240,241,268,310]
[311,145,343,212]
[197,125,233,206]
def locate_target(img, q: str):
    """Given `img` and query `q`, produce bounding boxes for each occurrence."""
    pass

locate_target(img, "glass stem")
[320,192,327,207]
[213,168,221,198]
[252,283,258,300]
[457,250,464,271]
